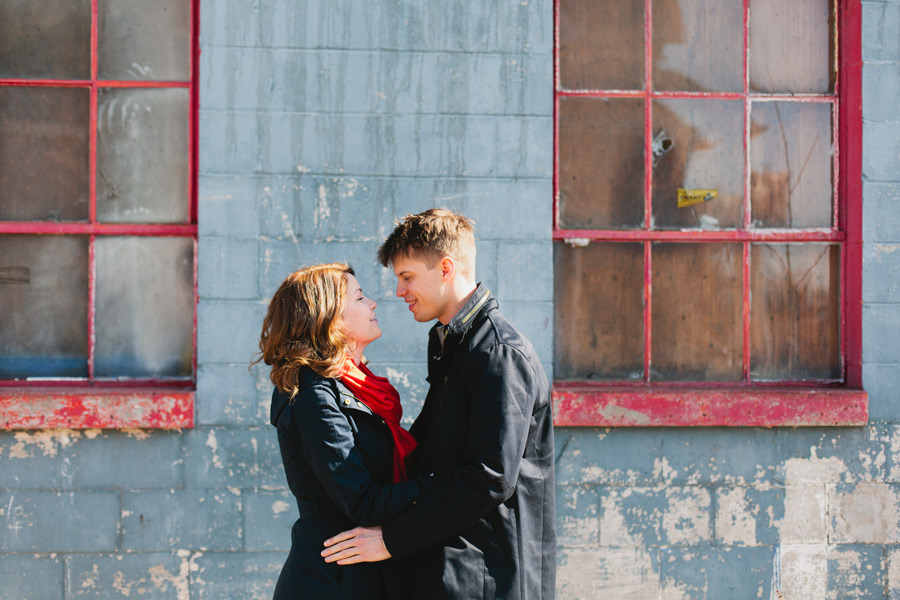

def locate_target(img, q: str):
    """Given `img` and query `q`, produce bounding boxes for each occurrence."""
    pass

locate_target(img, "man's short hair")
[378,208,476,278]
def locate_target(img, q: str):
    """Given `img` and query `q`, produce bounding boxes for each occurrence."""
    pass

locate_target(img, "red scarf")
[339,357,417,482]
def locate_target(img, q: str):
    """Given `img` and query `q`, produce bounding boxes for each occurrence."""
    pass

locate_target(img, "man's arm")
[323,344,538,562]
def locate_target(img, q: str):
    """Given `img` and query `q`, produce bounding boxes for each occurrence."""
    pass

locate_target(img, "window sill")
[0,387,194,430]
[552,383,868,427]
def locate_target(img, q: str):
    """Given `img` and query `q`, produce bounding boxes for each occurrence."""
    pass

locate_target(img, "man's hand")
[321,525,391,564]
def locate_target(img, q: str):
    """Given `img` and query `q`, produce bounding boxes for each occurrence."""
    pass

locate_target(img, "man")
[322,209,556,599]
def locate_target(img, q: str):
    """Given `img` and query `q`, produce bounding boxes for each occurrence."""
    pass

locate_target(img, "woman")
[257,263,425,599]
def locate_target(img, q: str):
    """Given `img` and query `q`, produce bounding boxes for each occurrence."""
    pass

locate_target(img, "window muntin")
[0,1,197,390]
[554,0,852,388]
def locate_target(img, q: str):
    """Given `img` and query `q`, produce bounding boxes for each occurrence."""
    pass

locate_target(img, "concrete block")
[63,431,184,490]
[554,428,663,486]
[199,237,260,300]
[779,544,827,600]
[474,241,500,299]
[198,363,269,426]
[364,361,429,427]
[660,427,778,485]
[256,0,552,54]
[864,243,900,302]
[863,3,900,62]
[829,482,900,543]
[200,0,258,47]
[862,121,900,182]
[184,427,285,489]
[599,486,712,547]
[556,547,659,600]
[864,364,900,423]
[257,239,384,298]
[498,301,553,365]
[714,486,784,546]
[65,553,189,599]
[197,300,265,364]
[191,552,285,600]
[658,547,773,600]
[556,485,600,547]
[243,489,297,551]
[0,430,75,489]
[888,546,900,600]
[198,176,261,237]
[121,489,242,552]
[256,113,552,179]
[826,545,886,600]
[198,111,259,175]
[863,182,900,242]
[775,426,891,484]
[0,554,63,600]
[497,242,553,302]
[864,63,900,123]
[0,491,118,552]
[200,46,267,113]
[864,304,900,363]
[779,484,827,544]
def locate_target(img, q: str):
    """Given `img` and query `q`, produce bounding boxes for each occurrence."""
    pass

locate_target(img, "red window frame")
[551,0,866,427]
[0,0,200,429]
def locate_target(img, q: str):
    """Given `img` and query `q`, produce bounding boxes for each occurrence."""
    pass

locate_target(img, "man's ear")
[439,256,455,283]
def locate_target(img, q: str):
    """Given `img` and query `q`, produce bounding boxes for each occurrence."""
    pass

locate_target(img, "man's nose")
[395,282,404,297]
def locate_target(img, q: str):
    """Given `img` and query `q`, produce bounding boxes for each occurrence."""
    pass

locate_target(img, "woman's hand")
[321,525,391,564]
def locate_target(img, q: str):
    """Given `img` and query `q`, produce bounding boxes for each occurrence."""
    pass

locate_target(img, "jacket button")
[357,401,364,407]
[343,399,351,405]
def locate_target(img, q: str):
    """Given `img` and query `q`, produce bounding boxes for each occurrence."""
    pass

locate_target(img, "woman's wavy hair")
[255,263,354,398]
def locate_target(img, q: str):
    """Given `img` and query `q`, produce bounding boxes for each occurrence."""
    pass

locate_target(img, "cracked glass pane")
[652,0,743,92]
[750,101,833,228]
[96,88,190,223]
[558,97,645,230]
[0,236,89,378]
[652,98,744,229]
[554,241,644,381]
[98,0,191,81]
[652,243,742,381]
[0,87,90,222]
[94,237,193,378]
[751,243,840,380]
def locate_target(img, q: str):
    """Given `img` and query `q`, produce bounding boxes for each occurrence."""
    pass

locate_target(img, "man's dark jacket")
[382,285,556,600]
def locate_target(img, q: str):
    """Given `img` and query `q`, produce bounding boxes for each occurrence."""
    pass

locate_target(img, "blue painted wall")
[1,0,899,597]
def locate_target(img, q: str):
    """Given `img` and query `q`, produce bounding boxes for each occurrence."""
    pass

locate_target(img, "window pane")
[0,87,90,222]
[652,243,742,381]
[0,236,88,378]
[652,99,743,229]
[652,0,743,92]
[95,237,194,378]
[559,0,644,90]
[750,102,833,228]
[98,0,191,81]
[751,244,840,380]
[750,0,834,93]
[554,242,644,381]
[96,88,190,223]
[559,97,645,230]
[0,0,91,80]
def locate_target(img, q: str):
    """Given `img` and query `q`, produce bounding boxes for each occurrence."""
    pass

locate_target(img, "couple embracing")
[257,209,556,600]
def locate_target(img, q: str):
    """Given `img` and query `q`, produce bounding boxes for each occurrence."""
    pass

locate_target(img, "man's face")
[392,254,449,323]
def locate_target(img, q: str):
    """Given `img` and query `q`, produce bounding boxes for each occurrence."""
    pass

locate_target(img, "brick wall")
[1,1,899,598]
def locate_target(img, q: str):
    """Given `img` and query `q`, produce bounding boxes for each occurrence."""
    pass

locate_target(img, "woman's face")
[342,274,382,351]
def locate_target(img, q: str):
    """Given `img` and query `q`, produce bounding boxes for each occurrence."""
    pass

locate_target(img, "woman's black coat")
[270,366,426,600]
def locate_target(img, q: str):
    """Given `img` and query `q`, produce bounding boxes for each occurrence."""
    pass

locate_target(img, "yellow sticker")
[677,188,717,208]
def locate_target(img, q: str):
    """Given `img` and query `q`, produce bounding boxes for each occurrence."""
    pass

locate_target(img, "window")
[0,0,198,429]
[552,0,866,426]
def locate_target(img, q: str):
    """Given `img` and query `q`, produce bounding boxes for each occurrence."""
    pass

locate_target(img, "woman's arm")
[284,382,426,526]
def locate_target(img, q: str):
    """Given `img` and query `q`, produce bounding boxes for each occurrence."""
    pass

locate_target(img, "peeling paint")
[779,545,827,600]
[716,487,757,545]
[830,483,900,544]
[206,430,224,470]
[272,500,290,515]
[9,429,82,458]
[149,558,191,600]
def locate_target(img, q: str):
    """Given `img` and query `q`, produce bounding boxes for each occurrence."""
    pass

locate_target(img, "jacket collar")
[433,283,494,345]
